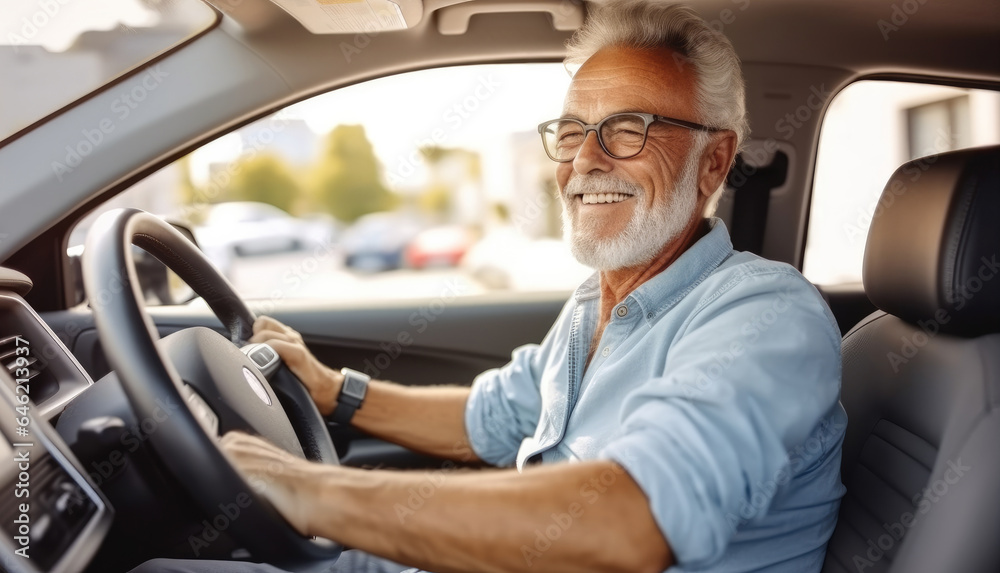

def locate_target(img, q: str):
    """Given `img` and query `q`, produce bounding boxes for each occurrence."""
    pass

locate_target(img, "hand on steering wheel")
[249,317,343,416]
[220,431,322,537]
[83,208,342,567]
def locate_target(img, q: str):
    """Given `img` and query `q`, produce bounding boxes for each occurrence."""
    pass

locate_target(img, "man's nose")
[572,130,613,175]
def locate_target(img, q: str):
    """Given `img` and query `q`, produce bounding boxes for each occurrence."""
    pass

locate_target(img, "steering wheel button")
[252,347,273,366]
[243,343,281,377]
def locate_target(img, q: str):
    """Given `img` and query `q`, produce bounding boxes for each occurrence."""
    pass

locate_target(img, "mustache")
[564,174,643,198]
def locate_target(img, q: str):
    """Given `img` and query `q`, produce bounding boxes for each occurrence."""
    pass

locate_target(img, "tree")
[174,154,210,224]
[311,125,397,222]
[225,153,300,213]
[416,146,482,220]
[417,183,452,216]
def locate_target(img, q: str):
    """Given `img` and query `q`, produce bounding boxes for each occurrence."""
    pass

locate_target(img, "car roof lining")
[214,0,1000,84]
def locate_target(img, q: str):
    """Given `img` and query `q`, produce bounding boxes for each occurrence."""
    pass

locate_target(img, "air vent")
[0,334,59,403]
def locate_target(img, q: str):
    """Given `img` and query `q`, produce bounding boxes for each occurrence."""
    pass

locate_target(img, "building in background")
[804,82,1000,285]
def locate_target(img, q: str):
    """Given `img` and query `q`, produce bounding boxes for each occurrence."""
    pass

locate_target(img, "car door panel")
[41,295,565,467]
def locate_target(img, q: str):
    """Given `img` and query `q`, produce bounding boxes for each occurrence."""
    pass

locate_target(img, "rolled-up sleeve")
[464,343,544,466]
[464,300,576,467]
[601,271,842,569]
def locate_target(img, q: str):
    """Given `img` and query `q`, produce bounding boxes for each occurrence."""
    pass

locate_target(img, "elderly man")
[134,2,845,572]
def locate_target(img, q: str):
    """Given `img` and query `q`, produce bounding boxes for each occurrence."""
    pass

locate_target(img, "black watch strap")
[331,368,370,424]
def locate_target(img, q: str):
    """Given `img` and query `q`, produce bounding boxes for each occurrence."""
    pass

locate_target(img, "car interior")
[0,0,998,572]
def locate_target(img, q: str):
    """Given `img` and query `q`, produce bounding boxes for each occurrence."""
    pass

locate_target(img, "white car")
[195,202,336,274]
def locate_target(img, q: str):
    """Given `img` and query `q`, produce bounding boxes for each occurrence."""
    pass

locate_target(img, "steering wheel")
[82,208,342,567]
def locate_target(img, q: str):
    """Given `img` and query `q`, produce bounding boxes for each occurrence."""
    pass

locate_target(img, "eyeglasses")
[537,112,720,162]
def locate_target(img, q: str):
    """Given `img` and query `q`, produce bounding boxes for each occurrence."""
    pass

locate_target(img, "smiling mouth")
[578,193,632,205]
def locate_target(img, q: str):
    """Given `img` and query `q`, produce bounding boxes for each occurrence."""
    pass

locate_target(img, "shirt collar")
[572,218,734,321]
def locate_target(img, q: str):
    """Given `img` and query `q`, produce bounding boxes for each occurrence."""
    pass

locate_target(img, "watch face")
[343,376,367,399]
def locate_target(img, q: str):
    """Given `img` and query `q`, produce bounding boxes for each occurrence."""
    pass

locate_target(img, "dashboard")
[0,270,112,573]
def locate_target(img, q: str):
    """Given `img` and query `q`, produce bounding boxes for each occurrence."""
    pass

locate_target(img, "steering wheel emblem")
[242,367,272,406]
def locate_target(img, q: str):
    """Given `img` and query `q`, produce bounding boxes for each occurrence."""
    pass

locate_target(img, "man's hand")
[219,431,324,537]
[220,437,672,573]
[250,317,477,464]
[250,316,342,415]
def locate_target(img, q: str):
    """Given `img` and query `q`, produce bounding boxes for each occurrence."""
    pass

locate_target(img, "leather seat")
[822,145,1000,573]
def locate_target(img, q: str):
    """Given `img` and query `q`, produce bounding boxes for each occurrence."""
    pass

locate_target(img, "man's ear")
[698,130,738,198]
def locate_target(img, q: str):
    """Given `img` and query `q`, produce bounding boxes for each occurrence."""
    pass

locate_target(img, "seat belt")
[726,149,788,255]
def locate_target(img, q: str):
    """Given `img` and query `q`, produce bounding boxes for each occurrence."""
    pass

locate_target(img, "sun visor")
[268,0,423,33]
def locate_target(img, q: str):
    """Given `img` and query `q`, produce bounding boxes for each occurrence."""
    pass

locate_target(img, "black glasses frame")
[537,112,721,163]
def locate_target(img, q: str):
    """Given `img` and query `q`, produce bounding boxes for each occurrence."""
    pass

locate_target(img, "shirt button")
[616,305,628,317]
[602,347,610,357]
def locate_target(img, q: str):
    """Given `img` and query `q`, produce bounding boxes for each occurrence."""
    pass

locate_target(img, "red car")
[405,225,476,269]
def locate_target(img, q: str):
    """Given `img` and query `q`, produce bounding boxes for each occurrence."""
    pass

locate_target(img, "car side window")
[802,81,1000,286]
[67,64,595,307]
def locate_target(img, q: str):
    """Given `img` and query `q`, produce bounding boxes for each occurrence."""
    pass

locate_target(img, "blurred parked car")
[462,227,592,291]
[405,225,477,269]
[341,212,423,272]
[194,201,336,274]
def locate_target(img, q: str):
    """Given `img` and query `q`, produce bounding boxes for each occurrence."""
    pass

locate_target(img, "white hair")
[564,1,749,150]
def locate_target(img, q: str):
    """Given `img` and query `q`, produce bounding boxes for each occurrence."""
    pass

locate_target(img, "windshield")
[0,0,217,143]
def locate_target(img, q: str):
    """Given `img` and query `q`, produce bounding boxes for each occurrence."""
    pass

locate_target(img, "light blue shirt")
[465,218,846,572]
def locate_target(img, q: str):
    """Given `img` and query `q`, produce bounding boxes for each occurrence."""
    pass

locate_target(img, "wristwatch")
[331,367,370,424]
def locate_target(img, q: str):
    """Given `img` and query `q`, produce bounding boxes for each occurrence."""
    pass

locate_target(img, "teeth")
[581,193,629,205]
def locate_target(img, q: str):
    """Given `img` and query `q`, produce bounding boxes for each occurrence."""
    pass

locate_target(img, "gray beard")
[561,151,701,271]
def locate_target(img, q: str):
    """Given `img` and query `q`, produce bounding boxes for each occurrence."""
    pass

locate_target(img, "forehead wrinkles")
[563,59,696,119]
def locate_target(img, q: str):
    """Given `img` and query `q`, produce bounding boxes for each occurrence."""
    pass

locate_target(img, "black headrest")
[864,145,1000,337]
